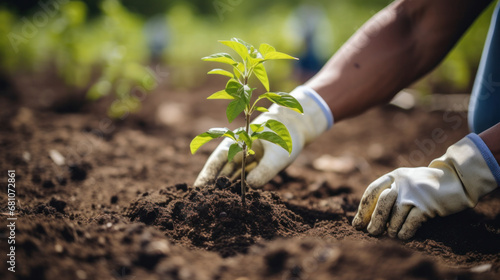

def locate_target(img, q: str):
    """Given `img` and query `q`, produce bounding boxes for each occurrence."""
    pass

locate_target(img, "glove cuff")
[466,133,500,186]
[431,134,499,205]
[262,86,333,145]
[283,85,333,143]
[294,86,334,130]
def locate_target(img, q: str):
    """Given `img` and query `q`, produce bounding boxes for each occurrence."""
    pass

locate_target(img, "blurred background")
[0,0,496,118]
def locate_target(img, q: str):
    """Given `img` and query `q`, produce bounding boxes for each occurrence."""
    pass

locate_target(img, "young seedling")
[190,38,303,207]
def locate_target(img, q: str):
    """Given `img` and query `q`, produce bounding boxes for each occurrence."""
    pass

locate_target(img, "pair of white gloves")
[194,86,500,239]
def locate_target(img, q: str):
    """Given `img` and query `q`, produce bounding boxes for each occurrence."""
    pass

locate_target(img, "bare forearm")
[306,0,492,122]
[480,122,500,165]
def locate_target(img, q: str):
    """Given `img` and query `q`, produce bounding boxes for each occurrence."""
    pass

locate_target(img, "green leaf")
[207,68,234,78]
[259,43,275,56]
[250,123,265,134]
[233,63,244,80]
[264,119,293,154]
[254,131,290,154]
[236,130,252,149]
[225,79,243,97]
[248,57,265,68]
[228,143,242,162]
[255,106,268,113]
[226,98,246,123]
[253,63,269,91]
[242,85,253,104]
[248,45,261,59]
[202,53,238,66]
[190,128,229,154]
[231,38,252,51]
[222,130,237,142]
[247,149,255,155]
[264,51,298,60]
[260,92,304,113]
[219,40,249,61]
[207,90,235,100]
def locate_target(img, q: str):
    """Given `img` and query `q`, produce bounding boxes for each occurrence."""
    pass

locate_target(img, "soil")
[0,72,499,280]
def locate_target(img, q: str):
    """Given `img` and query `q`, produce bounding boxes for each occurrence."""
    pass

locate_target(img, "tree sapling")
[190,38,303,206]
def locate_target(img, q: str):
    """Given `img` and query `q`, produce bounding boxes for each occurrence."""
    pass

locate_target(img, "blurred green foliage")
[162,0,496,93]
[0,0,496,117]
[0,0,152,118]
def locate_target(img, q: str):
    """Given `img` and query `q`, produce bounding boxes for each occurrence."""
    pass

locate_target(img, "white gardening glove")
[194,85,333,188]
[352,133,500,240]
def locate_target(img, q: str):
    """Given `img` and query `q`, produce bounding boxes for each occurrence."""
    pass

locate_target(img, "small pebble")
[54,243,63,253]
[145,240,171,256]
[367,143,385,160]
[282,192,294,200]
[219,212,228,218]
[470,263,492,273]
[312,155,357,174]
[76,270,87,279]
[49,149,65,166]
[98,236,106,245]
[157,102,186,126]
[22,151,31,162]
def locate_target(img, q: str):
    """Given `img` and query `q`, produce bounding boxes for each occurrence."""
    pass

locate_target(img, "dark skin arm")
[306,0,493,122]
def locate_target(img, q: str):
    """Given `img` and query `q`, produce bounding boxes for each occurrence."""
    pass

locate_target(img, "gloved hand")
[194,86,333,188]
[352,133,500,240]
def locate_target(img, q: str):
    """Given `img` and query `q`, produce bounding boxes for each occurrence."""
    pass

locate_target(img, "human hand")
[194,86,333,188]
[352,134,499,240]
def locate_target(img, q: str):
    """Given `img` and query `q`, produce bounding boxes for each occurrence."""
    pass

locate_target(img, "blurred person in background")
[288,5,331,80]
[144,15,169,63]
[195,0,500,240]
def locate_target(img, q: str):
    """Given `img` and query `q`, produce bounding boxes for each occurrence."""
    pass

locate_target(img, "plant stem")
[241,142,246,207]
[240,74,251,208]
[241,111,250,208]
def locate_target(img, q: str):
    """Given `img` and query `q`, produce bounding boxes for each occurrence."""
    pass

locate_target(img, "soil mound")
[126,177,335,257]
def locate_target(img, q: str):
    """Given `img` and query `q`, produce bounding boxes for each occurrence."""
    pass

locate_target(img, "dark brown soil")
[0,74,499,280]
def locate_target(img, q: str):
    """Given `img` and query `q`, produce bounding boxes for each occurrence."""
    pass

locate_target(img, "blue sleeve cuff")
[298,85,334,130]
[467,133,500,186]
